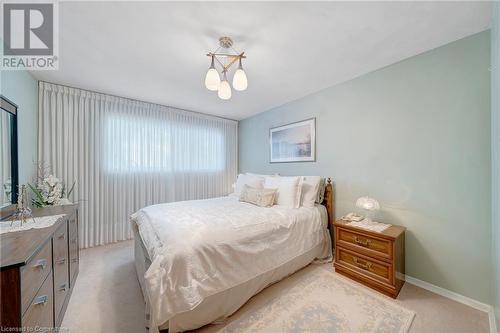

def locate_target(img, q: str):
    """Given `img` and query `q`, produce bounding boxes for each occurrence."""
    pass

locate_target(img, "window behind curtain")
[104,112,225,173]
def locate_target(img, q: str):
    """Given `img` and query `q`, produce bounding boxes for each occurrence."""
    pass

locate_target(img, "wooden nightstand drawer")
[337,247,392,284]
[337,227,392,260]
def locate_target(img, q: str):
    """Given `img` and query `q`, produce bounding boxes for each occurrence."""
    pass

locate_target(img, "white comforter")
[131,196,331,328]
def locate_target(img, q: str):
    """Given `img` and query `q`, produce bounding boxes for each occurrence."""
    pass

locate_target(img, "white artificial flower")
[46,175,60,187]
[35,173,65,206]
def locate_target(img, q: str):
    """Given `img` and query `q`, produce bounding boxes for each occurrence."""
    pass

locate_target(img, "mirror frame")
[0,95,19,215]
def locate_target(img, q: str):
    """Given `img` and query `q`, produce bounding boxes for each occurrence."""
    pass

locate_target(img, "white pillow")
[234,174,264,196]
[300,176,322,208]
[264,176,302,208]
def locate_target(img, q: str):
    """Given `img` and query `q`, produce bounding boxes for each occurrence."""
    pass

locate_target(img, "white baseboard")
[404,275,496,333]
[489,308,497,333]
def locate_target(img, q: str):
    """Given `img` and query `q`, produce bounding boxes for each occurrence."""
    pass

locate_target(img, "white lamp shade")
[205,68,220,91]
[232,68,248,91]
[355,197,380,211]
[218,79,232,100]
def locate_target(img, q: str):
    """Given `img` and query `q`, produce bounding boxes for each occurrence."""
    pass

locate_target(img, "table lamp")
[355,196,380,222]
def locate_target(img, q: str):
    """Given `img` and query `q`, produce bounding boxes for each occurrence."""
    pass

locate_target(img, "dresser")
[0,205,79,331]
[333,220,405,298]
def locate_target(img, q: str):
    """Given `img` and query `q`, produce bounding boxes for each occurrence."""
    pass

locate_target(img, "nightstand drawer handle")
[56,258,66,265]
[353,257,372,270]
[353,236,371,247]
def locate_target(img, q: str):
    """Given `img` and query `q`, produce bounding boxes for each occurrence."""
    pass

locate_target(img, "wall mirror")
[0,96,18,210]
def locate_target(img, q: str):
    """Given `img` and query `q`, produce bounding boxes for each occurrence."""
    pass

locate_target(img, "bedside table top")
[334,219,405,239]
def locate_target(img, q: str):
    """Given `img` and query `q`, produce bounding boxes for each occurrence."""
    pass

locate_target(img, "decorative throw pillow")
[239,185,277,207]
[233,174,265,196]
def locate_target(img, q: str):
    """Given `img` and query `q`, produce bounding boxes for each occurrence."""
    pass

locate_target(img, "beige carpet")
[62,240,490,333]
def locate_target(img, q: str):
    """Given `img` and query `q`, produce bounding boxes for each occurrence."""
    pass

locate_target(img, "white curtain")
[38,82,238,248]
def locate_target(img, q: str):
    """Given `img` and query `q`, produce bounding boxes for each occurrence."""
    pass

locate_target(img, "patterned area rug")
[201,265,415,333]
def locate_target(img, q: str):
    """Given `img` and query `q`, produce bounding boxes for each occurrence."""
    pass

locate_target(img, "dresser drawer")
[20,239,52,315]
[22,273,53,332]
[337,227,392,260]
[54,274,69,321]
[69,214,77,238]
[69,231,79,285]
[53,223,69,319]
[337,247,392,284]
[53,222,68,260]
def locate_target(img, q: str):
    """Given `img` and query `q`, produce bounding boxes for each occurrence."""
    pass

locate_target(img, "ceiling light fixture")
[205,37,247,100]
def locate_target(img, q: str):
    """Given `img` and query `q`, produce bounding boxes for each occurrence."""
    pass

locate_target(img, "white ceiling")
[31,1,492,120]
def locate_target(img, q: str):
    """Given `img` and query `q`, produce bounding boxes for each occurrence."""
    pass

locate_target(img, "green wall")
[239,31,492,303]
[492,2,500,329]
[0,70,39,186]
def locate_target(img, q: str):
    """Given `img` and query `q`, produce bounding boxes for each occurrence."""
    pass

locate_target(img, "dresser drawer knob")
[59,283,67,292]
[56,258,66,265]
[33,259,47,270]
[58,233,65,240]
[353,257,373,270]
[33,295,48,305]
[353,236,371,247]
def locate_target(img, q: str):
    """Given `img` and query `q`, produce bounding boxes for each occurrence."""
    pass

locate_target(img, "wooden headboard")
[321,178,334,225]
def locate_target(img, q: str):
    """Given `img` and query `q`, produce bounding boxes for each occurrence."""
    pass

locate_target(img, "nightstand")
[333,220,406,298]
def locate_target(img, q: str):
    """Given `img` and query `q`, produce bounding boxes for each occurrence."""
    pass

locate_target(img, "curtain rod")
[38,80,239,123]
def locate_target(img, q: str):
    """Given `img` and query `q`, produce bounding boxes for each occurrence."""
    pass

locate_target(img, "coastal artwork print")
[270,118,315,163]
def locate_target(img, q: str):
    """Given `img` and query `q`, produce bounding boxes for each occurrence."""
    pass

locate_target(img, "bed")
[131,178,334,332]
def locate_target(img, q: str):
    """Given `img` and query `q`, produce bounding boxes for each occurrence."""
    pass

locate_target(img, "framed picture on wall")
[269,118,316,163]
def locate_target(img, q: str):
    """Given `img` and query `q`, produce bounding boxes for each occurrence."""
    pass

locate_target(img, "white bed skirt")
[132,221,327,332]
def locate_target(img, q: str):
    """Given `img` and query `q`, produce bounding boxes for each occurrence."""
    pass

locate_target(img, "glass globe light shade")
[205,68,220,91]
[355,197,380,211]
[218,78,232,100]
[355,196,380,223]
[232,68,248,91]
